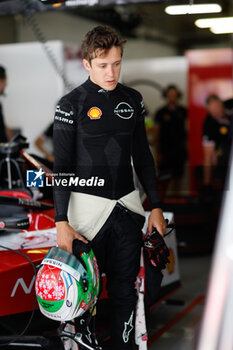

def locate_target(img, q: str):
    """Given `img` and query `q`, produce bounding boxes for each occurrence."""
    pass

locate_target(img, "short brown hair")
[81,25,126,63]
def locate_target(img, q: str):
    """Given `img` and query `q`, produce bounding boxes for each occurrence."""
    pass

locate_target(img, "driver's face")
[83,46,122,91]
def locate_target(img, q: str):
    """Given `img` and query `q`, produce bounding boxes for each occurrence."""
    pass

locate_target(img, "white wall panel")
[0,40,64,154]
[16,11,176,60]
[122,56,188,119]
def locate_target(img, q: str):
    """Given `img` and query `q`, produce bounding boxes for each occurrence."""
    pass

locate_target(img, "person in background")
[53,25,166,350]
[0,66,14,142]
[34,122,54,164]
[224,97,233,120]
[154,84,187,194]
[202,94,232,193]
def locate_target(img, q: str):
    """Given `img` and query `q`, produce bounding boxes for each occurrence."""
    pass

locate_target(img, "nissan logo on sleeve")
[114,102,134,119]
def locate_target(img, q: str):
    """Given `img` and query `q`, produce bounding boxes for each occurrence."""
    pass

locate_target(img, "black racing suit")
[53,78,161,349]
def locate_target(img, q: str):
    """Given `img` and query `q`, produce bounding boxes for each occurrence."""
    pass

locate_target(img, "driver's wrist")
[56,221,69,228]
[151,207,163,213]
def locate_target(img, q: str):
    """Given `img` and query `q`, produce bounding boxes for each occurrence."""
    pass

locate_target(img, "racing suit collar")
[84,77,119,93]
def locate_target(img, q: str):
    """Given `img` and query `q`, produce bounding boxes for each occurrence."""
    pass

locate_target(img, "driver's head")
[81,26,126,91]
[81,25,126,65]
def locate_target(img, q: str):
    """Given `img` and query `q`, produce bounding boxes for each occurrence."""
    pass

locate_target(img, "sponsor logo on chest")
[87,107,102,120]
[114,102,134,119]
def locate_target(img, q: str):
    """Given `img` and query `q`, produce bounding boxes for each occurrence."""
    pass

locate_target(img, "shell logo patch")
[88,107,102,120]
[219,126,228,135]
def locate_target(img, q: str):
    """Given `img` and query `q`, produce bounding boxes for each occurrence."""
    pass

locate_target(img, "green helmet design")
[35,243,100,321]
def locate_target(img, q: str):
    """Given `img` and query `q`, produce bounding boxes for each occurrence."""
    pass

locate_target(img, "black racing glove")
[143,227,170,271]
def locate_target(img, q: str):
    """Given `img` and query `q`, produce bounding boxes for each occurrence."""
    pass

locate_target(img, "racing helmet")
[35,242,100,321]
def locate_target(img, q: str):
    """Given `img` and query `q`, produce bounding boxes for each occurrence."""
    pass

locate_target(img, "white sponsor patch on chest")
[114,102,134,119]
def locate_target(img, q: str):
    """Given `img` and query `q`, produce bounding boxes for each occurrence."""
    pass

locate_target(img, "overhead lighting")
[195,17,233,28]
[210,25,233,34]
[165,4,222,15]
[195,17,233,34]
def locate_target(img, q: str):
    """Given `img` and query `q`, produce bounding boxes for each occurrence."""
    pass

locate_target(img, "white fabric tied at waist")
[67,190,145,241]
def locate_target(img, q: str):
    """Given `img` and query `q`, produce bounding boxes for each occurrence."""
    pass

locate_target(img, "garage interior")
[0,0,233,349]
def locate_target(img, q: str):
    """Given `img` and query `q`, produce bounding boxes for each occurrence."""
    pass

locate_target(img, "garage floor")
[147,253,212,350]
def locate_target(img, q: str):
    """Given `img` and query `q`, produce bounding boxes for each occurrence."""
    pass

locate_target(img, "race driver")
[53,25,166,350]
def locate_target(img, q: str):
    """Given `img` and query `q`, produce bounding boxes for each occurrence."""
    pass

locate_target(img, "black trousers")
[91,203,145,350]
